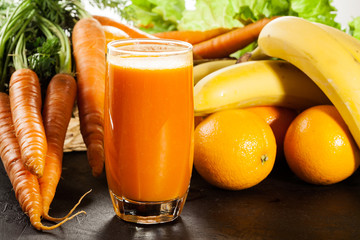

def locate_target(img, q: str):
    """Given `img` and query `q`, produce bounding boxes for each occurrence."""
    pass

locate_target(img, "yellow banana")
[194,60,331,116]
[256,16,360,148]
[193,59,236,85]
[314,22,360,62]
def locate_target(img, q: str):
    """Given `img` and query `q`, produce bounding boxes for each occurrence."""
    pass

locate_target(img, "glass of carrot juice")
[105,39,194,224]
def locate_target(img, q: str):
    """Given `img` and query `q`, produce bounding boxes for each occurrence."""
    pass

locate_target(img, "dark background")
[1,151,360,240]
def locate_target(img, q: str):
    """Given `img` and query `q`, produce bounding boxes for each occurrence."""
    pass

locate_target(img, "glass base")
[109,190,188,224]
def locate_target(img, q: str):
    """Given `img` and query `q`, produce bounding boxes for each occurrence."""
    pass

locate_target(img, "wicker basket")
[64,106,86,152]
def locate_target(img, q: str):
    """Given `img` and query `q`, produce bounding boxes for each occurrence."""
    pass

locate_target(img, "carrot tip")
[25,158,44,178]
[38,210,87,231]
[43,189,92,222]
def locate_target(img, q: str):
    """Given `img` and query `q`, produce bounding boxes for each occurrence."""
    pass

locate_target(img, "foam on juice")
[107,44,192,70]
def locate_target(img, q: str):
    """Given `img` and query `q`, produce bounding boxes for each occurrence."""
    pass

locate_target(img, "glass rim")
[107,38,193,56]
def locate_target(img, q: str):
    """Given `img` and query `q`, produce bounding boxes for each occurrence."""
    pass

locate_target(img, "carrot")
[102,25,130,46]
[72,17,106,177]
[153,28,232,45]
[0,92,85,230]
[93,15,157,39]
[0,92,43,229]
[193,17,276,59]
[9,68,47,178]
[39,73,77,220]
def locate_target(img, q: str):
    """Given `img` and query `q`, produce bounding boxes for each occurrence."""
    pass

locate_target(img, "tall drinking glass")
[105,39,194,224]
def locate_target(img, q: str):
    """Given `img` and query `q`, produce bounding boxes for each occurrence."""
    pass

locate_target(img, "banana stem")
[247,47,271,61]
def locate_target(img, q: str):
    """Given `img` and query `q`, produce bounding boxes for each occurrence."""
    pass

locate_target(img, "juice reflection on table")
[105,48,194,202]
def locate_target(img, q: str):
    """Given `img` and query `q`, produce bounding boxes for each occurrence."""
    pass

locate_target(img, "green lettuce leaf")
[179,0,243,30]
[178,0,340,31]
[290,0,340,28]
[177,0,342,57]
[349,16,360,40]
[91,0,342,34]
[231,0,290,24]
[123,0,185,33]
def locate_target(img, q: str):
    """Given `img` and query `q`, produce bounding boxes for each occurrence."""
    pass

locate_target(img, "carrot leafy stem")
[0,0,88,93]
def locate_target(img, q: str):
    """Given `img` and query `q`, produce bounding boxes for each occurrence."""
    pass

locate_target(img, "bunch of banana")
[194,59,331,116]
[250,16,360,148]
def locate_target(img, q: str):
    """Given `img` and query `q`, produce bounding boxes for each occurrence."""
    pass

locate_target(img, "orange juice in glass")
[105,39,194,224]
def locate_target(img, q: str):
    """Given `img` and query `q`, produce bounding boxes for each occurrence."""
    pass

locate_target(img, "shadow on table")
[95,215,191,240]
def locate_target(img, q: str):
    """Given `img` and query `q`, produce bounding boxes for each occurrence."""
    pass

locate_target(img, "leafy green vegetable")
[230,41,258,59]
[87,0,184,33]
[81,0,349,59]
[179,0,291,30]
[179,0,340,30]
[122,0,185,33]
[233,0,290,25]
[0,0,87,93]
[179,0,243,30]
[0,0,16,26]
[33,0,87,31]
[349,16,360,40]
[27,36,60,85]
[0,0,35,90]
[175,0,342,56]
[86,0,343,33]
[290,0,340,29]
[87,0,129,9]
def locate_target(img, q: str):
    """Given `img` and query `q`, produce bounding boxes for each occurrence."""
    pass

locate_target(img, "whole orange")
[194,109,277,190]
[284,105,360,185]
[246,106,298,155]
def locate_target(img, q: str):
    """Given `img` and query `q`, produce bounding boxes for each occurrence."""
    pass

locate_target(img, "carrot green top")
[0,0,89,93]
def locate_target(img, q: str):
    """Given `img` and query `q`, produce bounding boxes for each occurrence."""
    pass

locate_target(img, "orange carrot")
[9,68,47,178]
[153,28,232,45]
[193,17,276,59]
[39,73,77,220]
[0,92,84,230]
[102,25,130,47]
[0,92,43,230]
[93,15,157,39]
[72,17,106,177]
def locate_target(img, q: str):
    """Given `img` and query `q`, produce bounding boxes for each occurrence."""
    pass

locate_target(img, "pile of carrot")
[0,14,116,231]
[1,71,87,230]
[0,66,87,230]
[0,0,92,231]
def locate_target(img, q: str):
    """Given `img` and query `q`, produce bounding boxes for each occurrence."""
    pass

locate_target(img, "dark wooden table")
[1,151,360,239]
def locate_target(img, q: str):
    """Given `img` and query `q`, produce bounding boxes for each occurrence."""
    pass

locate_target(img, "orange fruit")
[194,109,277,190]
[246,106,298,155]
[284,105,360,185]
[194,116,204,128]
